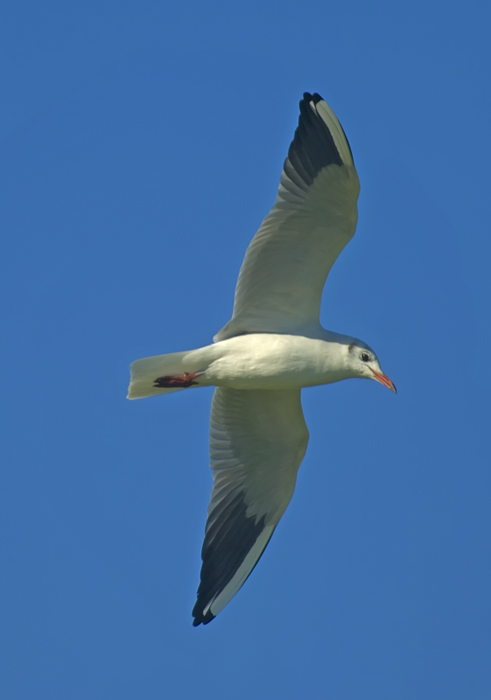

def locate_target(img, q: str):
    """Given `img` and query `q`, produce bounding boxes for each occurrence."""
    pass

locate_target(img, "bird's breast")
[202,334,348,390]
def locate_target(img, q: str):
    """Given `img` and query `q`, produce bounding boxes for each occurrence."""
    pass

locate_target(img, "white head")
[347,341,396,393]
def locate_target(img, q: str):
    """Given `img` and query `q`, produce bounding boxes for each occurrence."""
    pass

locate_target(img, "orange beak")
[370,367,397,394]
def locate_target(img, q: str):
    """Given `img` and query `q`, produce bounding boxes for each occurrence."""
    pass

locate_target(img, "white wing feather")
[192,387,309,625]
[215,94,360,341]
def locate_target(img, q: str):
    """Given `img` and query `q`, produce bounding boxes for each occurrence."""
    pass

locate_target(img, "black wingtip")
[286,90,343,187]
[305,91,355,167]
[191,492,267,628]
[192,608,215,627]
[302,91,323,105]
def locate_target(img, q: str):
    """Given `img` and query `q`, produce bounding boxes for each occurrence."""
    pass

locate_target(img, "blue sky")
[1,1,490,698]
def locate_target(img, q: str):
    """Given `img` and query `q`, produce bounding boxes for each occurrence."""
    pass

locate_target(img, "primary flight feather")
[127,92,396,626]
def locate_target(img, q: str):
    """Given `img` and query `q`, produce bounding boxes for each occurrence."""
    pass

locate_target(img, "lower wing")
[192,387,309,625]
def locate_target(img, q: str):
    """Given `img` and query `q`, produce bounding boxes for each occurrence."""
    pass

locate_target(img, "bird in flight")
[127,92,396,626]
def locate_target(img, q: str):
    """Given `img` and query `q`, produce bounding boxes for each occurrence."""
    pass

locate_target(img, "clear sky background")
[1,2,490,698]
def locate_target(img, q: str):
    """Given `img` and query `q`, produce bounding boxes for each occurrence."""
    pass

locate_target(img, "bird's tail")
[127,350,203,400]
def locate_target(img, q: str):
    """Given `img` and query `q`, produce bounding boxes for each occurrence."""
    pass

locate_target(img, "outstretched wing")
[192,387,309,625]
[215,92,360,342]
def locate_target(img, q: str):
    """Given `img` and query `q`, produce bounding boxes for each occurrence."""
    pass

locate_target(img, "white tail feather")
[127,350,195,400]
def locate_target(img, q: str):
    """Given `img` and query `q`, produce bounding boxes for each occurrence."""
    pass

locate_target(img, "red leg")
[153,372,201,388]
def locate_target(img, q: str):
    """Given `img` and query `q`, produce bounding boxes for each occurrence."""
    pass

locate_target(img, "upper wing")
[215,93,360,342]
[192,387,309,625]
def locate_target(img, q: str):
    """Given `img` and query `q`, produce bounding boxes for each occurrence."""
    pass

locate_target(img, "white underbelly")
[190,334,345,390]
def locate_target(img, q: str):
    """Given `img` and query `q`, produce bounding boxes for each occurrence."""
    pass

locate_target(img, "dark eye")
[361,352,370,362]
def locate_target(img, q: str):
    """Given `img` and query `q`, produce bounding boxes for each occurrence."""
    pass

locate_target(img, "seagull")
[127,92,396,626]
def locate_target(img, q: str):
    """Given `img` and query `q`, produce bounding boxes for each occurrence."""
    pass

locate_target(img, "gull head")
[347,341,396,393]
